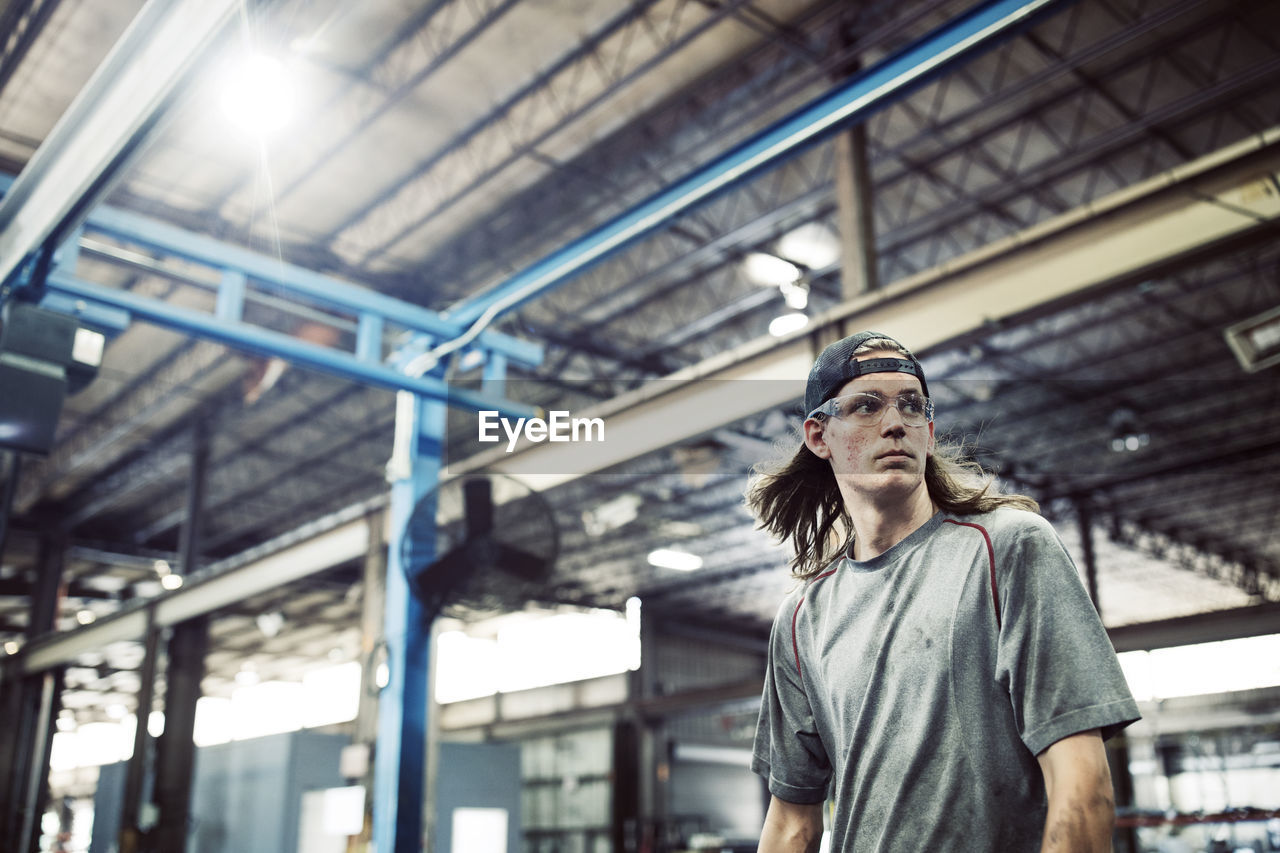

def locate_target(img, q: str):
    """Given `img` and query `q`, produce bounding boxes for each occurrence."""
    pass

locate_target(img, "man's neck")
[848,484,936,561]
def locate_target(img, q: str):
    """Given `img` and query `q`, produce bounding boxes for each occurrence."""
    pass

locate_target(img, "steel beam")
[19,505,376,673]
[449,127,1280,489]
[1108,602,1280,653]
[16,126,1280,680]
[42,272,537,419]
[443,0,1065,331]
[0,0,239,289]
[77,204,541,367]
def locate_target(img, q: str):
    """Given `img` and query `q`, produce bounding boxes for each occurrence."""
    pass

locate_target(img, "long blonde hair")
[745,338,1038,580]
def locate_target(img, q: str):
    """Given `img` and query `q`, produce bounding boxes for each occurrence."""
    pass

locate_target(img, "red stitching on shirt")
[944,519,1001,630]
[792,569,838,685]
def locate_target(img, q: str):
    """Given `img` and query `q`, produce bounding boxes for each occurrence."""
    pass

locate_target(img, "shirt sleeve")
[751,591,831,804]
[994,512,1141,756]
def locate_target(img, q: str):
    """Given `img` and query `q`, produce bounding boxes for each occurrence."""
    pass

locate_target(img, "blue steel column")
[375,392,444,852]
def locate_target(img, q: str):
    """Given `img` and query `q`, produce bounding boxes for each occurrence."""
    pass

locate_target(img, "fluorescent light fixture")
[72,328,105,367]
[3,641,18,655]
[583,492,642,536]
[780,279,809,310]
[160,573,183,590]
[1225,304,1280,372]
[743,252,801,286]
[219,53,296,137]
[777,222,840,271]
[76,610,96,625]
[769,312,809,337]
[648,548,703,571]
[256,611,285,638]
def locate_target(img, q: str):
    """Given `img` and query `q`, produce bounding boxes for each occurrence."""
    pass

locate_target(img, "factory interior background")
[0,0,1278,850]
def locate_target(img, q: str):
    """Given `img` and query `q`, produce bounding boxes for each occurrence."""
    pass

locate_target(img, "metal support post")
[634,612,666,849]
[149,413,210,851]
[833,123,879,298]
[119,609,161,853]
[0,527,61,849]
[0,450,19,559]
[1107,736,1139,853]
[176,416,209,579]
[356,510,387,747]
[16,668,61,853]
[29,534,65,637]
[374,392,444,852]
[151,615,208,852]
[351,509,388,846]
[611,718,641,853]
[1075,498,1101,613]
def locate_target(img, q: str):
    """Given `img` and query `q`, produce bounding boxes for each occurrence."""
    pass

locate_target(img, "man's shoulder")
[944,505,1056,547]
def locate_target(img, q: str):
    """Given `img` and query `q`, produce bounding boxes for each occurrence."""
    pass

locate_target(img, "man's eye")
[899,396,926,415]
[848,398,882,416]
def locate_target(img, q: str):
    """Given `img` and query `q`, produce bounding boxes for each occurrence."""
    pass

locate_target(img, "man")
[748,331,1139,852]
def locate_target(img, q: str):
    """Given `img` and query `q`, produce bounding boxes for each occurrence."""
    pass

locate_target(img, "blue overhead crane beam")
[79,204,542,367]
[43,270,538,418]
[445,0,1066,331]
[0,175,542,416]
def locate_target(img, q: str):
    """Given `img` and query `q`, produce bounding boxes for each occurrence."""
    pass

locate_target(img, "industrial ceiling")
[1,0,1278,726]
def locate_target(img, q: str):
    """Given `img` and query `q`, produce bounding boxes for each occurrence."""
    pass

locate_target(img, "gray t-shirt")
[752,508,1140,851]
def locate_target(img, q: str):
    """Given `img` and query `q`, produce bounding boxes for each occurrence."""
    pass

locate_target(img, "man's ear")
[804,418,831,459]
[926,421,935,458]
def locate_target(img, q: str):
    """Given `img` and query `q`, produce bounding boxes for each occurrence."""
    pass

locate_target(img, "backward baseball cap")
[804,331,929,416]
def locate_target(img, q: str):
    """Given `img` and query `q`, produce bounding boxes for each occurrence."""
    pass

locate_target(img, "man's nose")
[879,405,907,435]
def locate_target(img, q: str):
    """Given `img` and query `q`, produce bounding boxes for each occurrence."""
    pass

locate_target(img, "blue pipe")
[445,0,1065,329]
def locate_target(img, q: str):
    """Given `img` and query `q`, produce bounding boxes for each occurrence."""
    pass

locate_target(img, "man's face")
[803,350,935,502]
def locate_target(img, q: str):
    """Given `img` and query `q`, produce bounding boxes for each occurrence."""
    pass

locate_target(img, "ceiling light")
[154,559,170,575]
[106,703,127,720]
[647,548,703,572]
[219,52,296,137]
[1225,305,1280,372]
[236,664,261,686]
[256,611,285,638]
[743,252,801,286]
[160,574,183,590]
[582,493,642,536]
[777,222,841,270]
[4,641,18,655]
[769,312,809,337]
[76,610,96,625]
[780,279,809,310]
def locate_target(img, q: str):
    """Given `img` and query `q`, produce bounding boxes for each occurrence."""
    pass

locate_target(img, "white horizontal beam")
[21,517,370,673]
[451,127,1280,488]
